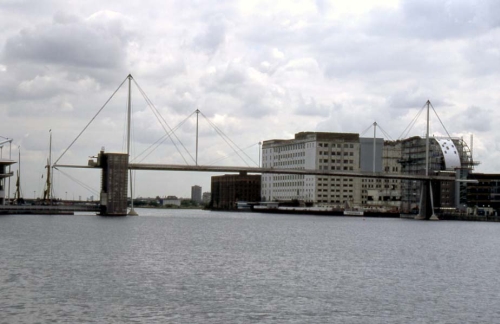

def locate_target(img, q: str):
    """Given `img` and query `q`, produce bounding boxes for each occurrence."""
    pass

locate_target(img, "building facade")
[261,132,362,207]
[162,195,181,206]
[261,132,476,212]
[211,173,261,210]
[466,173,500,211]
[398,136,475,213]
[361,140,402,211]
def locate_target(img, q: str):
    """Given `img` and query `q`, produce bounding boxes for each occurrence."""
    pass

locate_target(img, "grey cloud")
[293,95,329,117]
[1,0,59,16]
[200,63,287,118]
[461,28,500,76]
[320,35,448,78]
[369,0,500,40]
[164,86,198,114]
[192,14,228,54]
[388,87,445,110]
[315,0,330,14]
[240,13,326,46]
[454,105,493,132]
[3,12,132,69]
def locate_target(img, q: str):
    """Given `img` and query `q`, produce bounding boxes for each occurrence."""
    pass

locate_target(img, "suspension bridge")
[44,75,465,218]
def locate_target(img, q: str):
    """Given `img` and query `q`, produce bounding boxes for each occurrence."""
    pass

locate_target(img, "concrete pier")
[96,151,128,216]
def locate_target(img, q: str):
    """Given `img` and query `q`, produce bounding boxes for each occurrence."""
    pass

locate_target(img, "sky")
[1,0,500,201]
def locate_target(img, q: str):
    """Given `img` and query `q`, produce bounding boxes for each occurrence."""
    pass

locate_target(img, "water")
[1,209,499,323]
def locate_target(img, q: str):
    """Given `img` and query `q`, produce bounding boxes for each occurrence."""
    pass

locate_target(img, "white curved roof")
[436,138,461,170]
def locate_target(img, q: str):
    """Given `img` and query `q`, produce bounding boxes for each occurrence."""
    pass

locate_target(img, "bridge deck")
[54,163,456,181]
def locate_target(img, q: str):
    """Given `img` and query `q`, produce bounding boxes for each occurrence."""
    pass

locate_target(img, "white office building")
[261,132,362,206]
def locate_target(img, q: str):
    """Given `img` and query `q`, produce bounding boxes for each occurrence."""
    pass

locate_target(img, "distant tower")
[191,185,202,203]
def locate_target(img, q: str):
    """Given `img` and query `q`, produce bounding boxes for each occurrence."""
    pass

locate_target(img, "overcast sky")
[1,0,499,200]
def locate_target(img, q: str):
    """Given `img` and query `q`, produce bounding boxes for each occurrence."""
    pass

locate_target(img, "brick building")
[211,173,261,210]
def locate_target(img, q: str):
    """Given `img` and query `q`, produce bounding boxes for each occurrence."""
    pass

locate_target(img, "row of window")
[318,183,354,187]
[271,143,305,153]
[273,152,305,160]
[271,182,305,187]
[320,159,354,164]
[270,175,304,181]
[273,160,304,166]
[319,166,355,171]
[318,143,355,148]
[318,178,354,182]
[362,184,399,189]
[318,195,354,199]
[319,151,354,156]
[362,179,399,183]
[318,189,354,193]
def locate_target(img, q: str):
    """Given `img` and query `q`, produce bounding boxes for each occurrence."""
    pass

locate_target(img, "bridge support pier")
[416,180,439,220]
[97,150,129,216]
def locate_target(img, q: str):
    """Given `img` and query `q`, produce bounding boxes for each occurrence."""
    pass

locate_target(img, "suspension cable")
[133,79,195,164]
[429,102,453,140]
[54,76,129,165]
[207,143,259,166]
[378,124,393,141]
[54,168,99,196]
[360,123,374,137]
[133,112,195,163]
[398,102,427,139]
[199,111,255,166]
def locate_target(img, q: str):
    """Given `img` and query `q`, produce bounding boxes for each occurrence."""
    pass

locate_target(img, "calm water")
[1,209,499,323]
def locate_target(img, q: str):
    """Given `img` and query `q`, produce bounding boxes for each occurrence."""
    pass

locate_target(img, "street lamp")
[65,191,67,200]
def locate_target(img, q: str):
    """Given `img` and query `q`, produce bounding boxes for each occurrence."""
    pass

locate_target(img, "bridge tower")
[96,150,129,216]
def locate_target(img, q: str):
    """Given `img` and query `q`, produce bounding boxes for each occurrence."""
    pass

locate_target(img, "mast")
[422,100,438,220]
[127,74,138,216]
[50,130,54,200]
[15,147,21,202]
[43,130,52,202]
[425,100,430,176]
[195,109,200,166]
[8,140,11,203]
[127,75,132,159]
[373,121,377,173]
[258,141,262,167]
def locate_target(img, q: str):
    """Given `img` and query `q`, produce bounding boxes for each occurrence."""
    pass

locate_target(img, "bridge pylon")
[416,180,439,220]
[95,150,129,216]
